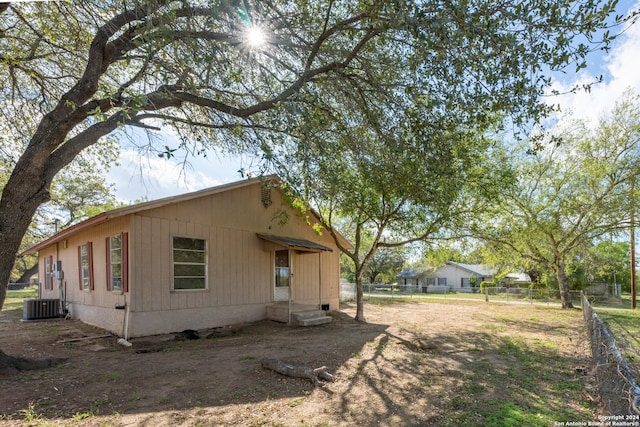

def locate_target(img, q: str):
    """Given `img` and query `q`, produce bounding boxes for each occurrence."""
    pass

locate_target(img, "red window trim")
[77,246,81,291]
[122,232,129,293]
[105,236,111,292]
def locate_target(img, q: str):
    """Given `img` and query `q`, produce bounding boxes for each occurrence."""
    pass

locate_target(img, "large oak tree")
[470,94,640,308]
[0,0,630,310]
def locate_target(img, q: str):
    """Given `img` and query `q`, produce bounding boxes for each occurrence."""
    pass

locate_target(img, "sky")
[107,0,640,203]
[549,0,640,122]
[107,142,254,203]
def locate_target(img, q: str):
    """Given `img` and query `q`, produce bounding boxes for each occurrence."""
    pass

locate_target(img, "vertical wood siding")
[38,217,131,310]
[37,180,341,334]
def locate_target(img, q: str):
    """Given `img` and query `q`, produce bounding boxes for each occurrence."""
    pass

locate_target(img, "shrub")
[479,281,492,293]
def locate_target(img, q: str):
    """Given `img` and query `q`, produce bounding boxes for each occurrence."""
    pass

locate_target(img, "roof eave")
[21,213,110,255]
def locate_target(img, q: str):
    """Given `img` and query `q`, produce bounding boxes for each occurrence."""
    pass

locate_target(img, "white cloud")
[548,2,640,123]
[108,149,246,203]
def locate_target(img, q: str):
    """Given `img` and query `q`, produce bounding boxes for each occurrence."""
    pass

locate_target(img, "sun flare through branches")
[245,25,266,48]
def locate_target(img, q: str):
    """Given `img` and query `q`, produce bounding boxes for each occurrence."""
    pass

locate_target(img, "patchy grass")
[595,308,640,367]
[3,287,38,311]
[597,308,640,340]
[431,305,595,426]
[0,300,598,426]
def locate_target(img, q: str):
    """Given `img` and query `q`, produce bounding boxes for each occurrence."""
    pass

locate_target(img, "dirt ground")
[0,300,597,426]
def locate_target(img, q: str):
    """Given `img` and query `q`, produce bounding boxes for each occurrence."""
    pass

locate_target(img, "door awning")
[257,233,333,253]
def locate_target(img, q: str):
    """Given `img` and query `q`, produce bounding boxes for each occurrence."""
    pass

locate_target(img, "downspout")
[118,296,132,347]
[288,250,292,325]
[124,301,130,341]
[318,252,322,309]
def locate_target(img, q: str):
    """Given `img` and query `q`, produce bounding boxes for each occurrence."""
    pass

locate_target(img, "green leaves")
[158,145,177,159]
[0,0,631,312]
[472,92,640,294]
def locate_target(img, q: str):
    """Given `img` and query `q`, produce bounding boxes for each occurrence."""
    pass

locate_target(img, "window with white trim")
[172,236,207,290]
[78,242,94,291]
[109,235,122,291]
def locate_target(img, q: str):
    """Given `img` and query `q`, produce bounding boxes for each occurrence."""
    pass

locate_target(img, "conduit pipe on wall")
[117,297,132,347]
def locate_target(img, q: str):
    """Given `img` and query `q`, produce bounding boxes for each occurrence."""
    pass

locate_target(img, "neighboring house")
[397,267,431,289]
[24,176,348,337]
[397,262,532,293]
[504,272,532,287]
[428,262,495,293]
[397,262,495,293]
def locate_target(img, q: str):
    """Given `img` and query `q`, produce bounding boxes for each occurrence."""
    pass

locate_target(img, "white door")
[274,250,290,301]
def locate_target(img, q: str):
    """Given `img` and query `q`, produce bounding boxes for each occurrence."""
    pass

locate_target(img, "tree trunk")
[354,268,366,322]
[261,357,333,386]
[0,284,6,313]
[555,260,574,309]
[16,263,39,285]
[0,159,53,311]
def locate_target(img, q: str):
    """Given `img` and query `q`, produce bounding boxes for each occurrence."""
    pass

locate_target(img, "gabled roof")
[24,175,350,254]
[397,267,431,279]
[445,261,496,277]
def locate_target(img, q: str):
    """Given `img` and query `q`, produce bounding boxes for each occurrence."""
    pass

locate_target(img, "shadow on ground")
[0,301,596,426]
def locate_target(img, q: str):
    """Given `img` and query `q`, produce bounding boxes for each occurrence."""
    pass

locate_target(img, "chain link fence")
[340,283,593,307]
[7,282,37,291]
[340,282,640,415]
[582,293,640,415]
[340,283,356,302]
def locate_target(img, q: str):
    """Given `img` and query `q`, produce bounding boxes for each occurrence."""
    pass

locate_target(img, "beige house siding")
[32,178,341,337]
[129,216,274,311]
[37,216,131,332]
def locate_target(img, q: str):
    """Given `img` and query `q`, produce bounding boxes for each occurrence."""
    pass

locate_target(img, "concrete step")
[292,310,327,320]
[267,303,332,326]
[297,316,332,327]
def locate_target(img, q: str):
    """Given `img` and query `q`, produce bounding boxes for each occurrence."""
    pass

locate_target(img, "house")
[503,272,533,287]
[24,176,348,337]
[397,262,495,293]
[397,261,532,293]
[435,262,496,292]
[397,267,431,290]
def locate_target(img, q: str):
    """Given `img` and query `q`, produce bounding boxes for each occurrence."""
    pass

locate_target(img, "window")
[172,237,207,290]
[107,233,128,292]
[44,256,53,290]
[78,242,94,291]
[437,277,447,286]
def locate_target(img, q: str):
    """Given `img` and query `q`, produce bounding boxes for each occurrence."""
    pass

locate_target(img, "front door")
[274,250,290,301]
